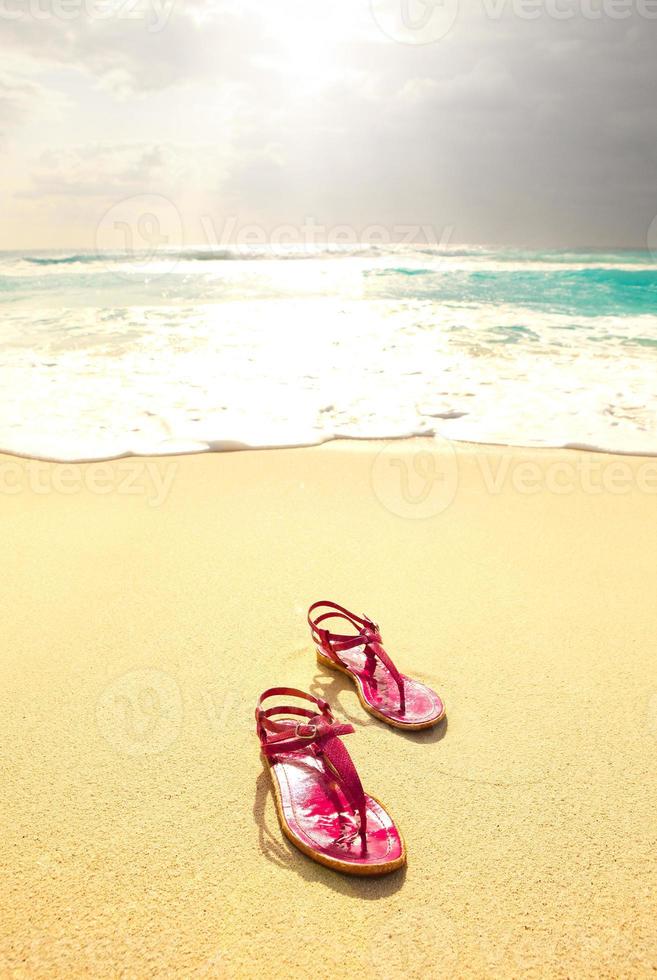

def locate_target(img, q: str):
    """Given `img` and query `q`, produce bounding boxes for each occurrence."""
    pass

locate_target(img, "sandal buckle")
[295,722,318,739]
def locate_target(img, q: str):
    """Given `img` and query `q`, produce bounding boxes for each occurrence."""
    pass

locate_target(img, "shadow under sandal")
[256,687,406,876]
[308,600,445,730]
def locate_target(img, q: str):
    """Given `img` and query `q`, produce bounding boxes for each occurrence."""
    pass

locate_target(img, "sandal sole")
[316,649,446,731]
[263,753,407,876]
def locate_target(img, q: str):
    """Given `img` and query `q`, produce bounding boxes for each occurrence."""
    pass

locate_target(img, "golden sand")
[1,440,656,978]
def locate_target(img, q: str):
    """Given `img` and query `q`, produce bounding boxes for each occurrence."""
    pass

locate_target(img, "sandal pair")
[256,600,445,876]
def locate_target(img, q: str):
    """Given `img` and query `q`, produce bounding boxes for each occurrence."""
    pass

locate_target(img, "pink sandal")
[309,600,445,730]
[256,687,405,875]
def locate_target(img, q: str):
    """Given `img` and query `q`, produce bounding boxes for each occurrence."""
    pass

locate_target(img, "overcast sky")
[1,0,656,249]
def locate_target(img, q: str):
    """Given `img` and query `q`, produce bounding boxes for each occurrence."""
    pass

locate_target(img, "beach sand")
[1,440,656,978]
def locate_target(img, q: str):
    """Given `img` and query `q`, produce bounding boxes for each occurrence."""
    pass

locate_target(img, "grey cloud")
[0,3,265,93]
[214,9,657,246]
[5,1,657,246]
[0,75,44,130]
[18,142,180,198]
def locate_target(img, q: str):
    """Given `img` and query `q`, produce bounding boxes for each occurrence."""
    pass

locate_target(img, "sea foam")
[0,246,655,460]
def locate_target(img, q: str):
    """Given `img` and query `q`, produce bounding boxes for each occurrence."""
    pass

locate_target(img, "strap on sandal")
[308,601,406,714]
[256,687,367,840]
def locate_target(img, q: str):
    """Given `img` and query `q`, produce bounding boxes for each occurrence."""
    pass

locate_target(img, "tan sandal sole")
[316,649,446,731]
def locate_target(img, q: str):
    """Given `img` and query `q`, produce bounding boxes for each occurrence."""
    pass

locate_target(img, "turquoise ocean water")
[1,245,655,459]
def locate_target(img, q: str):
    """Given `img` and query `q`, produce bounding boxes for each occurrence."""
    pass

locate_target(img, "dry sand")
[1,440,656,978]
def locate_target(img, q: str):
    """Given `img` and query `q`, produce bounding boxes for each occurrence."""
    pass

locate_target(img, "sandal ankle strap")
[255,686,333,741]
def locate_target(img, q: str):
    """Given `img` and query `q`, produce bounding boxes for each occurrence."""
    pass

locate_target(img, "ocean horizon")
[2,243,656,460]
